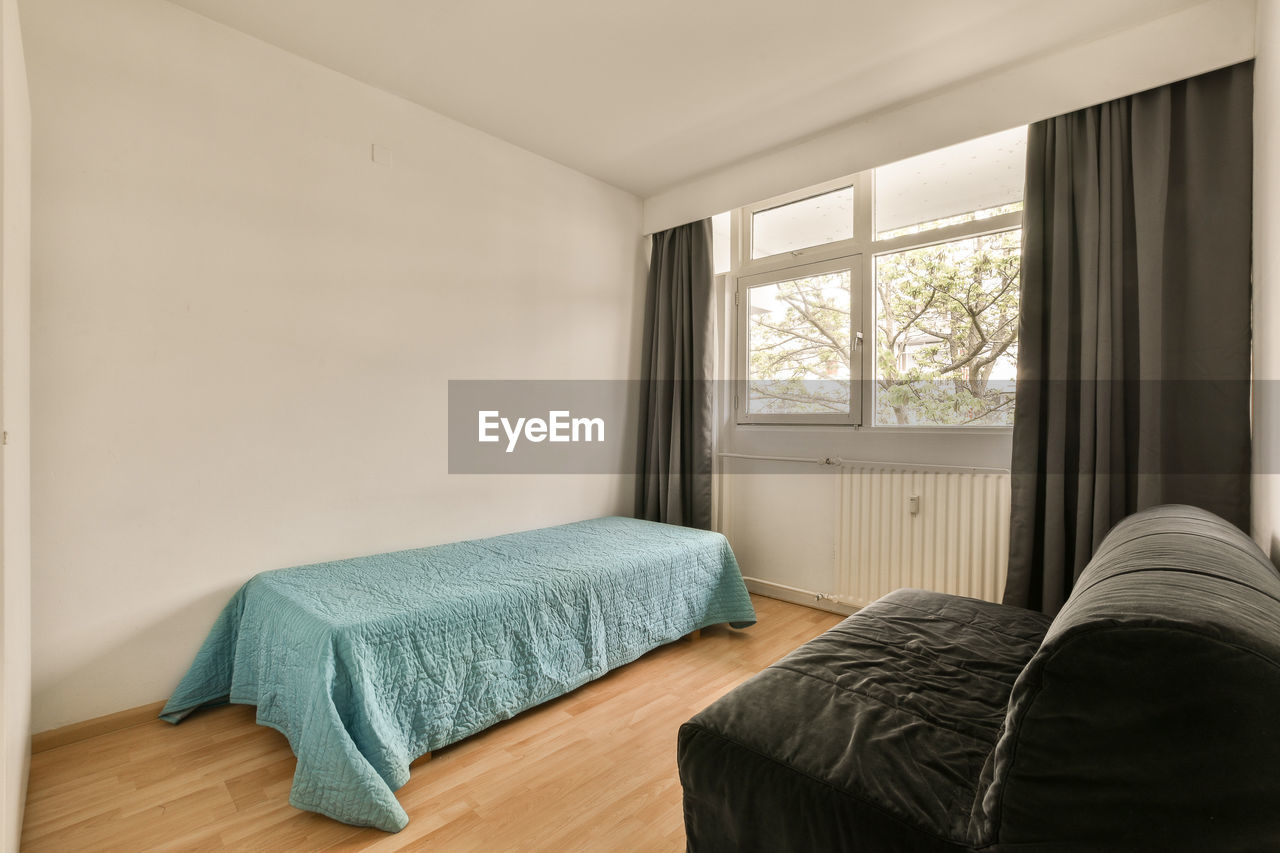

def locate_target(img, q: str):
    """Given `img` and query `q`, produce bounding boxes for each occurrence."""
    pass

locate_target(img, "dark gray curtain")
[1006,61,1253,615]
[636,220,714,528]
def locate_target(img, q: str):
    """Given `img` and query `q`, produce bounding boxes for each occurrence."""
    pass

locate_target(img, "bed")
[159,516,756,831]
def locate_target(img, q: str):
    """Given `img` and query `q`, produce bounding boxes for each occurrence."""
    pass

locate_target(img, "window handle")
[854,332,864,350]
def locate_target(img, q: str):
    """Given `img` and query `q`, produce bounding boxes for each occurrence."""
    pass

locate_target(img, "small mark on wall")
[372,144,393,167]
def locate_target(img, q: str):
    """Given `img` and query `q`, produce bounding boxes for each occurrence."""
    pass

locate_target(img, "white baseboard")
[743,577,857,617]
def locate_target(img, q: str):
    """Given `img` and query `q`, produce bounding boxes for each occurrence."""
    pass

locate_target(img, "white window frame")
[736,255,862,425]
[729,166,1023,428]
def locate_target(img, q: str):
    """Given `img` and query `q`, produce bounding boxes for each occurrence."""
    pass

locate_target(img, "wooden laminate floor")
[21,595,842,852]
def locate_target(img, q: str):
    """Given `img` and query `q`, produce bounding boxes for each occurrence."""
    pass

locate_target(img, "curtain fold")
[1005,61,1254,615]
[636,220,714,528]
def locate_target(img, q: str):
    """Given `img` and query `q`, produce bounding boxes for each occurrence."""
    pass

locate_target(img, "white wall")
[644,0,1258,233]
[0,0,31,847]
[1254,0,1280,562]
[23,0,645,732]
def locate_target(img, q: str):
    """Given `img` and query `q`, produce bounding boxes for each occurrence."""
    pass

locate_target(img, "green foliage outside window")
[875,230,1020,425]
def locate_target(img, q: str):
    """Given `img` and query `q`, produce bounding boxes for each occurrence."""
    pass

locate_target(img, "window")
[874,129,1025,239]
[874,231,1019,425]
[751,185,854,259]
[738,258,859,423]
[730,128,1025,427]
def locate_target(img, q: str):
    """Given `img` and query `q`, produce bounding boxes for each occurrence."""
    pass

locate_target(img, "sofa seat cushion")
[679,589,1051,852]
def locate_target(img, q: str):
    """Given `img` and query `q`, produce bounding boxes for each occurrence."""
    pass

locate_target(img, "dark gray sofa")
[677,505,1280,852]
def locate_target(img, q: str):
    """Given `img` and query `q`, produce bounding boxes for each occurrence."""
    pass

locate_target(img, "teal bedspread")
[159,517,756,831]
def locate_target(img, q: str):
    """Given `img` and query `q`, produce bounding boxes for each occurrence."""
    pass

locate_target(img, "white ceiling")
[166,0,1208,198]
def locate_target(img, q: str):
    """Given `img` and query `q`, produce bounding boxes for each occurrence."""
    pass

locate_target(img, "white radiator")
[834,462,1010,608]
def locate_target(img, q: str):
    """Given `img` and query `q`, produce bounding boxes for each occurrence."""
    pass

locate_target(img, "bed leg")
[411,751,432,768]
[686,629,701,641]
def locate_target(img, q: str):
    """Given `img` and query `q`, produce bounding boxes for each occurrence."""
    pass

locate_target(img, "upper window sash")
[735,175,1023,278]
[739,174,867,272]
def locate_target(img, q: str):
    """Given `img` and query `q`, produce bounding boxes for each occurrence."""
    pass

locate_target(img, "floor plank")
[21,595,841,852]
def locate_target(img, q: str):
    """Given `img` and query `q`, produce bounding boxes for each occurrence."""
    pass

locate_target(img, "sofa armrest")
[977,625,1280,852]
[975,505,1280,852]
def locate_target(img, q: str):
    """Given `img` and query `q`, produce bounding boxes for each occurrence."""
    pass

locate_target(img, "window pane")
[875,128,1025,239]
[875,231,1019,425]
[752,186,854,259]
[747,269,852,415]
[712,211,731,275]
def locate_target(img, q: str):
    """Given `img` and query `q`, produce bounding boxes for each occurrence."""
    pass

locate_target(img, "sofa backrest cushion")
[973,505,1280,851]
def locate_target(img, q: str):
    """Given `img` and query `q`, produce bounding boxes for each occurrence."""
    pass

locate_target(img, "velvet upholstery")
[678,505,1280,852]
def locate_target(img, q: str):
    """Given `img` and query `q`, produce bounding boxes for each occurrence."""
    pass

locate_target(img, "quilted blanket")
[159,516,756,831]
